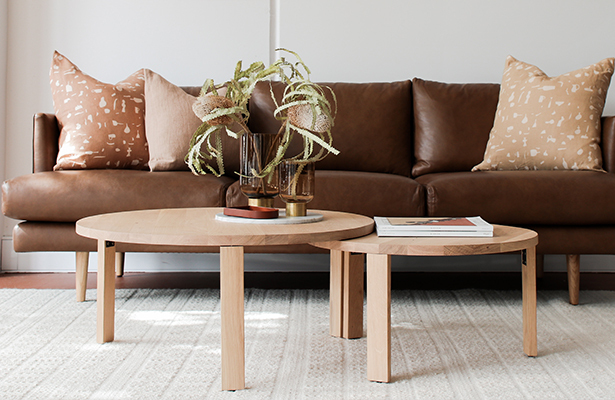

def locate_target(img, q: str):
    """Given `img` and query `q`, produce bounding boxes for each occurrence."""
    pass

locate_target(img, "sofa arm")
[602,116,615,173]
[33,113,60,173]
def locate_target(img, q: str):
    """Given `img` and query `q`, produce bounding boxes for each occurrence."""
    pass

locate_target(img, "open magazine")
[374,216,493,237]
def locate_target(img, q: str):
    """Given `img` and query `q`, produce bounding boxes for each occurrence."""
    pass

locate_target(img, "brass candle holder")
[248,197,275,208]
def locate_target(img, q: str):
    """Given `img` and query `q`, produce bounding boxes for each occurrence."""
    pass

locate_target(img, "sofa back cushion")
[412,78,500,177]
[248,80,414,177]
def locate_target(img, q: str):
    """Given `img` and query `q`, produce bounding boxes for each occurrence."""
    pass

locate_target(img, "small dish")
[223,206,279,219]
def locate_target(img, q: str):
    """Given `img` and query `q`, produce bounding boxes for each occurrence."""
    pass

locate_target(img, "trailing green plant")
[186,49,338,179]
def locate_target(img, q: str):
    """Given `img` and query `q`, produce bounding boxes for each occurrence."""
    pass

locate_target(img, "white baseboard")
[2,237,615,273]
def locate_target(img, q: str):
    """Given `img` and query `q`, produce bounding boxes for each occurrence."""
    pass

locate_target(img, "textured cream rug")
[1,288,614,399]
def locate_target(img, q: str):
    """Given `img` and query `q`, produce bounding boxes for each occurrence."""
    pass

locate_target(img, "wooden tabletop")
[76,208,374,247]
[312,225,538,256]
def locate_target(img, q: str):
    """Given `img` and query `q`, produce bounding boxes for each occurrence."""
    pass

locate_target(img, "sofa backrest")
[32,80,615,176]
[412,78,500,177]
[248,80,414,177]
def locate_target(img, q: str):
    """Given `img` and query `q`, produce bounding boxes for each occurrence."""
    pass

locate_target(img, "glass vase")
[279,160,315,217]
[239,133,280,208]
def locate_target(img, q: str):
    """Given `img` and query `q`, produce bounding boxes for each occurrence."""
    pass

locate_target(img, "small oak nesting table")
[76,207,374,391]
[312,225,538,383]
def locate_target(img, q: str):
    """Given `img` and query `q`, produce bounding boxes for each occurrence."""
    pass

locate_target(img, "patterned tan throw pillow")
[473,56,614,171]
[50,51,148,170]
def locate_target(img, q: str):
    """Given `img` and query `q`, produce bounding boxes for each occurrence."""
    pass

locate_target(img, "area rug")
[1,288,614,399]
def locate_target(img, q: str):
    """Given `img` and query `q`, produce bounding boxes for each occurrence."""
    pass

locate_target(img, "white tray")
[215,210,323,225]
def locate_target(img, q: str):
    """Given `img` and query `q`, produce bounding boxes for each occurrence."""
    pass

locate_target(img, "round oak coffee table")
[312,225,538,383]
[76,207,373,391]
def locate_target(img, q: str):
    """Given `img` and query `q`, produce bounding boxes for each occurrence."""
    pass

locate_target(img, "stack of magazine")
[374,216,493,237]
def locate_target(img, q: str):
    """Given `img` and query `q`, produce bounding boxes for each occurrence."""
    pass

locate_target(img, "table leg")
[367,253,391,383]
[97,240,116,344]
[220,246,245,391]
[330,250,344,337]
[330,250,365,339]
[522,247,537,357]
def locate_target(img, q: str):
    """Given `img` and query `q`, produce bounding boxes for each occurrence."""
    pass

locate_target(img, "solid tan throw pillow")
[50,51,149,170]
[144,69,241,172]
[144,69,202,171]
[473,56,614,171]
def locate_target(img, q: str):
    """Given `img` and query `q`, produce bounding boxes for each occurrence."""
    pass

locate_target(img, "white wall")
[3,0,271,184]
[2,0,271,248]
[277,0,615,101]
[2,0,615,272]
[0,0,8,258]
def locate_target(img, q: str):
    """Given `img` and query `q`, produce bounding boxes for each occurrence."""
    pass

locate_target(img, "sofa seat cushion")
[226,170,425,218]
[524,225,615,255]
[2,170,234,222]
[416,171,615,225]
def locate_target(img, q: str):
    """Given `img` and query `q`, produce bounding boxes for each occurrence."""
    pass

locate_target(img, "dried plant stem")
[290,163,305,201]
[250,133,268,197]
[187,49,339,178]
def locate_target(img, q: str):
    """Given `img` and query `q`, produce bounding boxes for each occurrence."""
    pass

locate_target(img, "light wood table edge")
[312,226,538,256]
[76,208,374,247]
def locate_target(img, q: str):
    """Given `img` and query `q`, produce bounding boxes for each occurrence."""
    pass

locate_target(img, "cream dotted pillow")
[473,56,614,171]
[50,51,149,170]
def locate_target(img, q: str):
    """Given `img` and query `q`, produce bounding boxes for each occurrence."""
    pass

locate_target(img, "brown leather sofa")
[4,79,615,305]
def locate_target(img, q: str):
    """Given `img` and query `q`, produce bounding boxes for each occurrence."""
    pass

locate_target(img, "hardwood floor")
[1,271,614,291]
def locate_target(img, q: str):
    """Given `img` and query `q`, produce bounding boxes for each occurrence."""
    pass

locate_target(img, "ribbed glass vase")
[239,133,280,208]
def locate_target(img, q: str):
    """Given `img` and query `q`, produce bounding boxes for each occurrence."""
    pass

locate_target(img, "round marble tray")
[215,210,323,224]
